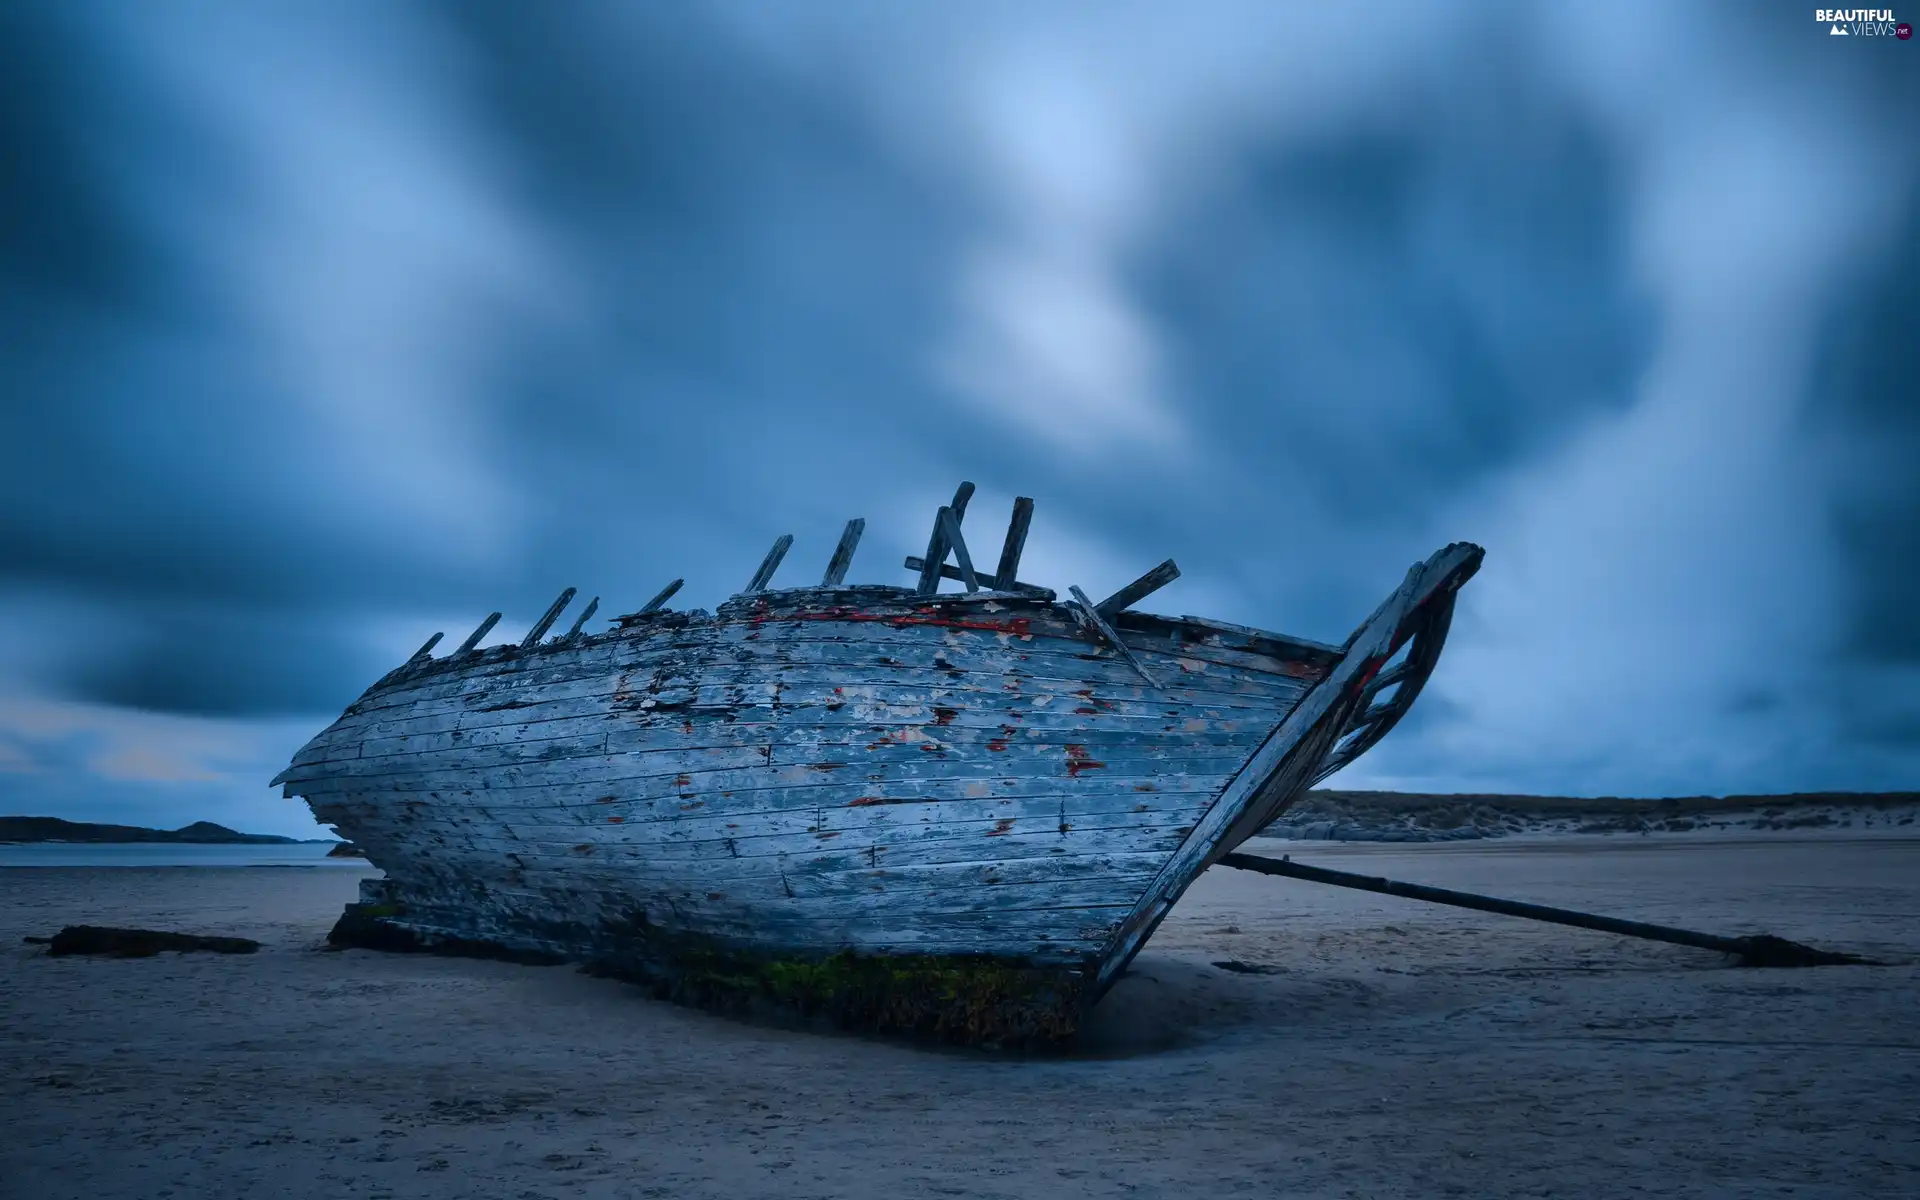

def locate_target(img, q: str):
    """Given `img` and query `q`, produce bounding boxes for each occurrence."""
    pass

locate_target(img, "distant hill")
[0,817,325,845]
[1266,790,1920,842]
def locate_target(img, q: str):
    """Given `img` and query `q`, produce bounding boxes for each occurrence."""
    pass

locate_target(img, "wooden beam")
[936,507,980,592]
[639,578,683,614]
[1362,658,1411,699]
[995,496,1034,585]
[368,629,446,689]
[914,483,976,595]
[405,631,444,663]
[454,613,501,656]
[563,596,600,641]
[1067,585,1157,686]
[902,557,1053,598]
[915,510,948,595]
[520,587,577,650]
[1094,559,1180,619]
[822,518,865,586]
[746,535,793,592]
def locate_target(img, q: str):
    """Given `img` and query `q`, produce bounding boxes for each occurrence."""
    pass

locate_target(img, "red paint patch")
[1133,782,1158,792]
[931,706,959,725]
[679,801,704,811]
[780,608,1035,636]
[986,738,1008,752]
[816,830,841,840]
[1074,706,1097,715]
[809,762,847,771]
[607,816,624,824]
[672,774,692,787]
[848,796,886,807]
[595,795,616,804]
[1064,744,1107,777]
[985,818,1017,836]
[707,893,725,901]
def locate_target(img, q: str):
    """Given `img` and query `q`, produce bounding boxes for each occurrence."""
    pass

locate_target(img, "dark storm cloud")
[0,0,1915,822]
[1813,197,1920,665]
[52,607,394,718]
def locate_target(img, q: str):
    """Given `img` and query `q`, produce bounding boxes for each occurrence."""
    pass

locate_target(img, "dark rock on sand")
[325,842,368,858]
[1211,960,1283,975]
[32,925,261,957]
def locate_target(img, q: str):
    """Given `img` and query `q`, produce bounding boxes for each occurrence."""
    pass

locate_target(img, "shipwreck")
[275,484,1483,1045]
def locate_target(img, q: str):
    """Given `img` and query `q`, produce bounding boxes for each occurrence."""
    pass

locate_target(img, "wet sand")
[3,835,1916,1199]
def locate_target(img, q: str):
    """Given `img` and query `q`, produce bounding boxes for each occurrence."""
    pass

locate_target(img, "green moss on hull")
[621,946,1089,1048]
[326,902,1090,1048]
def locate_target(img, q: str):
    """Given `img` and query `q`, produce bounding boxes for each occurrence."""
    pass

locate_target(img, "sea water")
[0,842,361,868]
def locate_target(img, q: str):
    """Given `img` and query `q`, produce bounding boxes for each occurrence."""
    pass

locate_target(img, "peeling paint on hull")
[278,547,1483,1045]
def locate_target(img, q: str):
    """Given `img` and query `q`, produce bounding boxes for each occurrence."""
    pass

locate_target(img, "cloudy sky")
[3,1,1915,836]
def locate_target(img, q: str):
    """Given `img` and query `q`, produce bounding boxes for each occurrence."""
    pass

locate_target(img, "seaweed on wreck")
[585,912,1090,1048]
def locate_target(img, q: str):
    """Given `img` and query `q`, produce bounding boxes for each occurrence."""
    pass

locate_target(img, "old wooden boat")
[275,484,1482,1045]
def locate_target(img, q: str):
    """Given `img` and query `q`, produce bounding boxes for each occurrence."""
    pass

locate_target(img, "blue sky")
[3,2,1916,836]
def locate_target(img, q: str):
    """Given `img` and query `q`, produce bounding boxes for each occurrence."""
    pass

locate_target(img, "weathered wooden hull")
[277,543,1482,1045]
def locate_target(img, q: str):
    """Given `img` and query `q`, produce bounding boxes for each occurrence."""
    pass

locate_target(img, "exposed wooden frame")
[520,587,577,650]
[454,612,502,656]
[822,519,865,586]
[1068,585,1157,686]
[746,535,793,592]
[1094,559,1180,619]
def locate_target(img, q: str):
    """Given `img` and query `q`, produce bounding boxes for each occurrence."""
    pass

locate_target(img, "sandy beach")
[3,834,1916,1200]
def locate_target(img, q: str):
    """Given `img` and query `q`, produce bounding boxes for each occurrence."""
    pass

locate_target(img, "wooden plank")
[563,597,600,641]
[948,480,976,523]
[283,731,1247,794]
[318,631,1315,743]
[640,578,684,614]
[454,613,502,656]
[900,557,1053,598]
[746,535,793,592]
[913,483,976,595]
[330,658,1302,754]
[821,518,865,586]
[346,628,1305,726]
[1095,559,1180,619]
[1068,586,1158,687]
[995,496,1035,586]
[520,587,578,650]
[360,629,448,697]
[1172,614,1343,659]
[343,711,1271,761]
[936,507,980,592]
[914,508,949,595]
